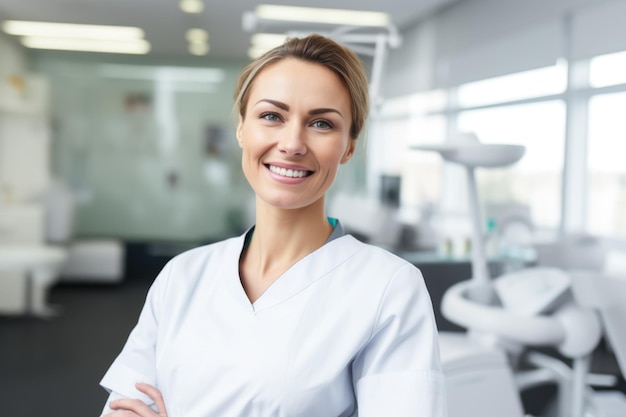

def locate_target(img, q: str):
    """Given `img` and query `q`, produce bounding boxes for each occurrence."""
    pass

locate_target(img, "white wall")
[0,33,26,76]
[382,0,624,96]
[381,20,438,99]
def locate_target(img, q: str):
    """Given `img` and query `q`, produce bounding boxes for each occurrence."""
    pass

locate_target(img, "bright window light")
[589,50,626,88]
[457,100,566,229]
[2,20,144,40]
[21,37,150,54]
[378,90,447,117]
[458,65,567,108]
[255,5,390,27]
[588,93,626,172]
[587,92,626,237]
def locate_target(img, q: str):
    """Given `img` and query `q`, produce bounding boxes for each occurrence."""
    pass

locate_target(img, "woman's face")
[237,58,355,211]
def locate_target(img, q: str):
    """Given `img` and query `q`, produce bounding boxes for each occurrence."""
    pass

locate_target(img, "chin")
[258,193,323,211]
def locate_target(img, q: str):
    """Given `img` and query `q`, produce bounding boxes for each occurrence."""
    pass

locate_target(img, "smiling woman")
[99,34,447,417]
[237,58,354,214]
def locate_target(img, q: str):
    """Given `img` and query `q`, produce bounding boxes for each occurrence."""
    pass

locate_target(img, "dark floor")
[0,276,153,417]
[0,244,625,417]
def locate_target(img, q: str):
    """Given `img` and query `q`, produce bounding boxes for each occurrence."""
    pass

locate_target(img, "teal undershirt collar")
[244,217,341,248]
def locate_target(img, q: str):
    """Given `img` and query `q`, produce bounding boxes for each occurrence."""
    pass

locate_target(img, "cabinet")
[0,74,51,202]
[0,74,58,316]
[0,204,45,244]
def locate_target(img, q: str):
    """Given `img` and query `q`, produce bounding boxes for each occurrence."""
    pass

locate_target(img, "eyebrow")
[256,99,344,118]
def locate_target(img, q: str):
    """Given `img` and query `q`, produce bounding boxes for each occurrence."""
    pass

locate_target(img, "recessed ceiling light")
[21,37,150,54]
[179,0,204,14]
[254,5,390,27]
[186,28,208,43]
[189,43,209,56]
[2,20,144,40]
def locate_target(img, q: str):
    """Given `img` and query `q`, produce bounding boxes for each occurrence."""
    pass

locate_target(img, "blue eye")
[312,120,333,129]
[261,112,281,122]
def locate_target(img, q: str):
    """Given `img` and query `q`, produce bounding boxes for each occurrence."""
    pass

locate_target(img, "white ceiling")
[0,0,457,62]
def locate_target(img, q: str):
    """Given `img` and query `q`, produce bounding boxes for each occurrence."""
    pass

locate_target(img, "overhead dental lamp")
[241,4,402,111]
[412,132,525,303]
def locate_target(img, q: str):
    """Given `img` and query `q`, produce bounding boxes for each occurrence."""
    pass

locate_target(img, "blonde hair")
[233,34,369,140]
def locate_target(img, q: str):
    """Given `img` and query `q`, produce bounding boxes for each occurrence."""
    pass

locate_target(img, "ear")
[340,139,357,164]
[236,115,244,148]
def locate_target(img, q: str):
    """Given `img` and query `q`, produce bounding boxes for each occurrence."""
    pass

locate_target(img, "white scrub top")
[100,225,447,417]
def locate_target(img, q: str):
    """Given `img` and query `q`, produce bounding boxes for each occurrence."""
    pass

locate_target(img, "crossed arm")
[103,383,168,417]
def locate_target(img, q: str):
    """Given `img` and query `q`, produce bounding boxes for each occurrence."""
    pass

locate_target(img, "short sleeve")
[352,264,448,417]
[99,260,172,406]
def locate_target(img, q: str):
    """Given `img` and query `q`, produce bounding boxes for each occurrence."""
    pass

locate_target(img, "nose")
[277,123,307,157]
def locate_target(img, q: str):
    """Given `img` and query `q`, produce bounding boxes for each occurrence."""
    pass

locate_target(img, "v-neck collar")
[224,225,360,314]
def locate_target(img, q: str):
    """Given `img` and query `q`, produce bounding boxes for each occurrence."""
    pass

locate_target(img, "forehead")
[248,58,350,108]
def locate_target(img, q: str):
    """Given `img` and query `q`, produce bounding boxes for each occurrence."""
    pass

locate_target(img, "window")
[587,92,626,237]
[457,100,566,229]
[457,65,566,108]
[589,50,626,88]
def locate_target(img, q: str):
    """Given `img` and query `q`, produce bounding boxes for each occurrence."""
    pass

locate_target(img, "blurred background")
[2,0,626,416]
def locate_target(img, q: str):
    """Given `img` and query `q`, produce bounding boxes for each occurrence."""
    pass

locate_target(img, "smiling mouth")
[266,164,313,178]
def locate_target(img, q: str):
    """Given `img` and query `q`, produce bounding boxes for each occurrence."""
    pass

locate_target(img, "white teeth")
[269,165,308,178]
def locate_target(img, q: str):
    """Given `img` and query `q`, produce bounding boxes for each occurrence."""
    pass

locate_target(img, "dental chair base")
[440,332,525,417]
[441,271,603,417]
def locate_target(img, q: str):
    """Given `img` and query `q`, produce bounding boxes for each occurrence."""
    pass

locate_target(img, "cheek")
[323,141,351,167]
[238,135,255,160]
[239,124,267,151]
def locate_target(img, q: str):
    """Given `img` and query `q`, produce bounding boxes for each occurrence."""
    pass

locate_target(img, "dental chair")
[413,133,610,417]
[441,267,606,417]
[570,271,626,414]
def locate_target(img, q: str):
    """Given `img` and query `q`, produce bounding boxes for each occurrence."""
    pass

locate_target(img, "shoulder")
[170,235,241,265]
[156,234,244,287]
[339,235,421,278]
[328,235,426,301]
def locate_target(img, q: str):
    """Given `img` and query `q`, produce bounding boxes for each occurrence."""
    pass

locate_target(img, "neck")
[245,197,332,277]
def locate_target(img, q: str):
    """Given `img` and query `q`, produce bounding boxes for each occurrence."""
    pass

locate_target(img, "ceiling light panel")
[251,33,287,48]
[2,20,144,40]
[21,37,151,54]
[255,5,390,27]
[247,33,287,59]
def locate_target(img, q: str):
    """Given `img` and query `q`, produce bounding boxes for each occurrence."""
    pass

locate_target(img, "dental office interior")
[2,0,626,415]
